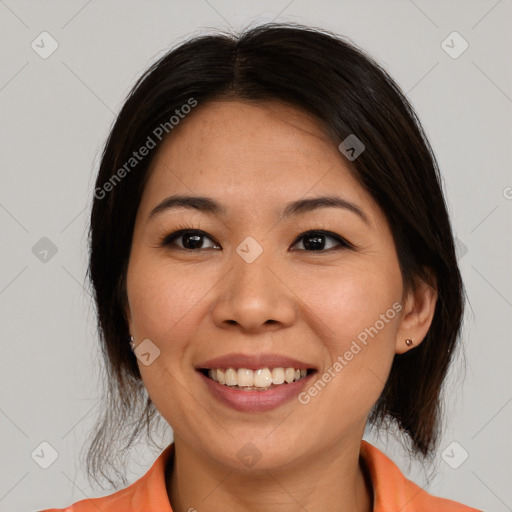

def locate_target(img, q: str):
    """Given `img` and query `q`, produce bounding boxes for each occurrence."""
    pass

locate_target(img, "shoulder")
[38,444,175,512]
[360,440,482,512]
[38,485,138,512]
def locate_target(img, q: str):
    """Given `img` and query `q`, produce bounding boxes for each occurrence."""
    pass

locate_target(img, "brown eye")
[291,230,352,251]
[162,230,221,250]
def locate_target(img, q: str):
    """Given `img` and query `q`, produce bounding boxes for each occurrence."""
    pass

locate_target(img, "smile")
[200,367,314,391]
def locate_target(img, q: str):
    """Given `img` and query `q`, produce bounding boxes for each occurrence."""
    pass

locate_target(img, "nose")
[211,246,297,333]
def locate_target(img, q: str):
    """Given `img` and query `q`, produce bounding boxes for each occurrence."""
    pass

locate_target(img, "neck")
[165,433,373,512]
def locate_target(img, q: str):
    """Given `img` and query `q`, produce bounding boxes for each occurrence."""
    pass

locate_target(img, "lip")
[195,353,316,371]
[197,369,317,412]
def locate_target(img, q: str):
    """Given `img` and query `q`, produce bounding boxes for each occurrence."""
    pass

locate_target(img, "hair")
[84,21,465,488]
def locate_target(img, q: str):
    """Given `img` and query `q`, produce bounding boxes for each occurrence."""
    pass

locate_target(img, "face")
[125,100,424,471]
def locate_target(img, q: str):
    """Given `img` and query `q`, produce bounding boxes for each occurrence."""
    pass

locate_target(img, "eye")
[160,228,353,252]
[161,229,221,250]
[290,230,353,251]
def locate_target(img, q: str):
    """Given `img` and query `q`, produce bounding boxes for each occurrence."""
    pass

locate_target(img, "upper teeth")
[207,367,308,388]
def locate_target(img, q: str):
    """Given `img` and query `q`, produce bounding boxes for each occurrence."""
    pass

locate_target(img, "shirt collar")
[128,439,475,512]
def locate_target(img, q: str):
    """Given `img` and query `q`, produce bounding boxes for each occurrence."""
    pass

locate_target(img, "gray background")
[0,1,511,511]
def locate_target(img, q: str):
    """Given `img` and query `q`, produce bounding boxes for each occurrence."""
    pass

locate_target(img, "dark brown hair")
[85,21,465,488]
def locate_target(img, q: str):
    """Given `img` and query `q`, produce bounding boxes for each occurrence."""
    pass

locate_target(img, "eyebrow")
[148,194,369,225]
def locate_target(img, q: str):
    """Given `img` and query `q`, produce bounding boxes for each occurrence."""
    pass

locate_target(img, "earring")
[405,338,414,347]
[129,335,136,352]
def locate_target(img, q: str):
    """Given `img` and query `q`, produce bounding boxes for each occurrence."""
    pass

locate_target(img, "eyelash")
[158,224,355,252]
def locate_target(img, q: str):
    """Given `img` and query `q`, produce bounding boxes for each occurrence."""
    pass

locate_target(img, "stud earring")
[405,338,414,347]
[129,335,136,352]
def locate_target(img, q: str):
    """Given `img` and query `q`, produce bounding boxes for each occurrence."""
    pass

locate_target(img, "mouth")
[197,367,317,391]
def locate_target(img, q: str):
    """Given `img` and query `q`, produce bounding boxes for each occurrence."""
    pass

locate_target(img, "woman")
[42,22,480,512]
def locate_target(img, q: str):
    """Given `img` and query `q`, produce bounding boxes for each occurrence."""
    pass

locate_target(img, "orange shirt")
[40,440,481,511]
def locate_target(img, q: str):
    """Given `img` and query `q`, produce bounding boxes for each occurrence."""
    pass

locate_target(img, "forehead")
[139,100,377,220]
[153,99,341,170]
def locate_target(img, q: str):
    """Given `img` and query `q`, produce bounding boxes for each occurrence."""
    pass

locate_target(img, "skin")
[125,100,438,512]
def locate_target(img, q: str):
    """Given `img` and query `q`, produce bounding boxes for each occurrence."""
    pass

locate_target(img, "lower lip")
[197,370,316,412]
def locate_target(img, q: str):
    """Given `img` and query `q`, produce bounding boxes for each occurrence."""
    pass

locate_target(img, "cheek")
[126,257,211,361]
[125,259,211,422]
[292,261,401,412]
[294,261,402,342]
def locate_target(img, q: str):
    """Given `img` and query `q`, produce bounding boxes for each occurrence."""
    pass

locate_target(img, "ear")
[395,272,438,354]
